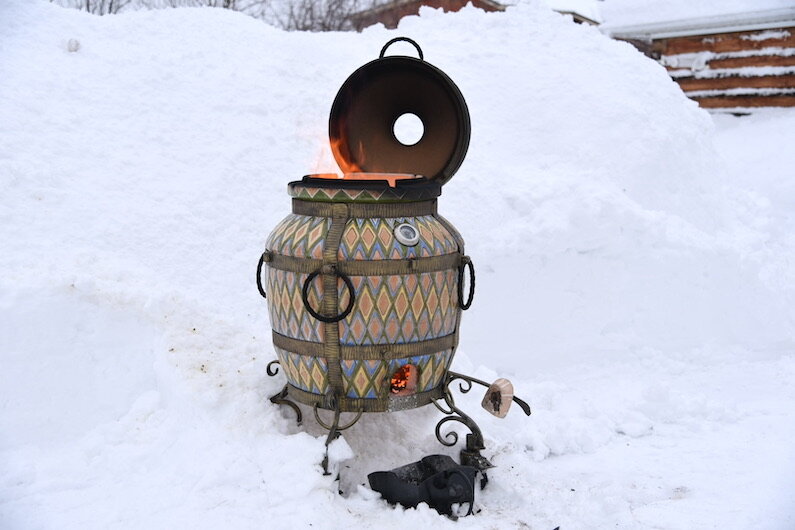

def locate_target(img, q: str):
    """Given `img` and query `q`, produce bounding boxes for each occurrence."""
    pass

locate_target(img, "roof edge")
[605,7,795,40]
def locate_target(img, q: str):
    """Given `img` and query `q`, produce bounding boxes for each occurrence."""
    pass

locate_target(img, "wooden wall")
[649,26,795,110]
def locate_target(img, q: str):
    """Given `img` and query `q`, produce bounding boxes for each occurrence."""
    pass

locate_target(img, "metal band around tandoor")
[321,203,349,397]
[273,330,457,360]
[286,384,444,413]
[265,251,462,275]
[293,199,437,218]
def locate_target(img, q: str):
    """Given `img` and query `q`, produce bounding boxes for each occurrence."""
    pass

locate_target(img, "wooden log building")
[350,0,506,31]
[349,0,600,32]
[608,8,795,112]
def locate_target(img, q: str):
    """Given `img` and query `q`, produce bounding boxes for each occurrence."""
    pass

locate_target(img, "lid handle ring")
[379,37,424,61]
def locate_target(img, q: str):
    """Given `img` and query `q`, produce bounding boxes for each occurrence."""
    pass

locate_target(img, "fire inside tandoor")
[256,37,531,514]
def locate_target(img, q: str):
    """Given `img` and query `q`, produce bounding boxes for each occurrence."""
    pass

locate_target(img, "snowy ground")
[1,1,794,529]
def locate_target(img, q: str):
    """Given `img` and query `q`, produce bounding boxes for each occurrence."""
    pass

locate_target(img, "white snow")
[662,48,795,73]
[741,29,792,41]
[682,88,795,98]
[1,1,795,528]
[667,47,795,64]
[669,65,795,79]
[600,0,794,28]
[542,0,602,23]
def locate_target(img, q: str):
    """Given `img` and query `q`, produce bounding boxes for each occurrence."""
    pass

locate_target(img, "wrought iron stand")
[266,361,531,480]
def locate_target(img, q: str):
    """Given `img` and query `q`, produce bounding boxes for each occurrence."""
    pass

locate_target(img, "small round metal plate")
[394,223,420,246]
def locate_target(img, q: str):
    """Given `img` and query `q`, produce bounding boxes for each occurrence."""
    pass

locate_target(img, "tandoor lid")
[328,38,471,186]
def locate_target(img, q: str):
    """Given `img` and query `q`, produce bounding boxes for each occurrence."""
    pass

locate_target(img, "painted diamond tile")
[341,359,388,398]
[400,318,415,342]
[366,315,384,343]
[410,288,424,319]
[431,312,443,336]
[394,288,409,320]
[384,312,401,342]
[310,361,326,393]
[417,309,431,339]
[352,364,371,396]
[357,287,374,321]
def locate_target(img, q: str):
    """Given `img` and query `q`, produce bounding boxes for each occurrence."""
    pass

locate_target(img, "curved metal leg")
[314,401,364,476]
[432,371,532,487]
[266,361,303,425]
[269,384,303,425]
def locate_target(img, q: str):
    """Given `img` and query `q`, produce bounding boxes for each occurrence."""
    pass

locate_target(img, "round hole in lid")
[393,113,424,146]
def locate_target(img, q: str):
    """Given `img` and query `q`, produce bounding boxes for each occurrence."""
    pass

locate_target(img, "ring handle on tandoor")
[302,268,356,323]
[380,37,424,61]
[458,256,475,310]
[256,251,270,299]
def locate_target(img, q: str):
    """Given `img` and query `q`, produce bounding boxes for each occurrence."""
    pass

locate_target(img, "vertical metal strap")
[322,203,349,398]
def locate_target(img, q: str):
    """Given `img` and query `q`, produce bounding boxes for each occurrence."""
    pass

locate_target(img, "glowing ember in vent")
[390,364,417,395]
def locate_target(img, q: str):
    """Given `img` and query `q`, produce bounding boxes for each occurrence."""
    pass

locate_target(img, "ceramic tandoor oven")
[257,38,529,476]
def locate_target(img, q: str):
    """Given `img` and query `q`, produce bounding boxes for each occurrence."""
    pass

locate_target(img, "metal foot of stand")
[433,371,532,488]
[314,400,363,475]
[266,360,364,476]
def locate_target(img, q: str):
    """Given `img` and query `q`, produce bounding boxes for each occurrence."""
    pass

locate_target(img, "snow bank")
[1,0,794,528]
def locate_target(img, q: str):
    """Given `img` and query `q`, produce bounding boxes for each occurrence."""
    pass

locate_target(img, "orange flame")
[329,134,365,175]
[323,125,421,187]
[390,364,418,395]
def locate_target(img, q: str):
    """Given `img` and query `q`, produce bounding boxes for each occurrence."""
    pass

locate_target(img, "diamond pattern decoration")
[266,267,457,346]
[339,270,457,345]
[338,216,457,261]
[267,269,324,342]
[266,214,329,259]
[275,347,329,394]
